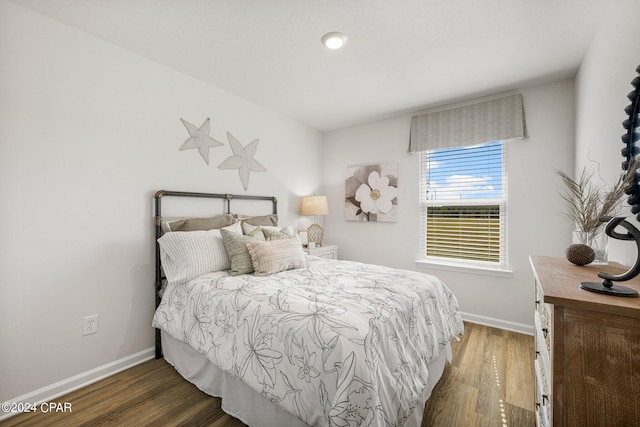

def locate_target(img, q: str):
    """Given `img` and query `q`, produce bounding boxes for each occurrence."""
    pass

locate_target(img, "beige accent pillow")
[166,214,236,232]
[236,214,278,226]
[246,238,306,276]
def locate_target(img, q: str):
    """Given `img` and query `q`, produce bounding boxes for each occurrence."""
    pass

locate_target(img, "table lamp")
[300,195,328,247]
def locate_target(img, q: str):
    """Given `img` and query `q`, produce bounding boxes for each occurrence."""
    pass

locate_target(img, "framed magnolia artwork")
[345,161,397,222]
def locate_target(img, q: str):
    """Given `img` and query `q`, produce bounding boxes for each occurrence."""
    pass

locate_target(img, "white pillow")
[158,222,241,284]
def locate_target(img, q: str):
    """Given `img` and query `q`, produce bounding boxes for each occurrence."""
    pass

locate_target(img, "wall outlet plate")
[82,314,98,336]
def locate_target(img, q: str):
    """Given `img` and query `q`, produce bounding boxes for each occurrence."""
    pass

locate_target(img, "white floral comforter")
[152,256,463,427]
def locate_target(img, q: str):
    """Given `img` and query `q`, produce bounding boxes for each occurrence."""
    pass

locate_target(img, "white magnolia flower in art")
[355,171,397,214]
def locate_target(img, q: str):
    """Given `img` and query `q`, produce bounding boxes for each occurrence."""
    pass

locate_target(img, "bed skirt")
[161,330,450,427]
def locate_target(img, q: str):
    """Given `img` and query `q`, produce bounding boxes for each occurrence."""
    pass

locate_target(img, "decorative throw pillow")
[246,238,306,276]
[242,223,294,237]
[167,214,236,232]
[221,228,265,275]
[262,227,294,241]
[236,214,278,226]
[158,222,241,284]
[247,227,267,238]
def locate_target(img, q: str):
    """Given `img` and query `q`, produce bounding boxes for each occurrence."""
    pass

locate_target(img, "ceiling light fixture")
[321,32,347,50]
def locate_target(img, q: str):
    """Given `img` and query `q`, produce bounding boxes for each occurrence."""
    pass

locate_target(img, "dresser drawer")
[535,337,551,397]
[535,281,552,329]
[535,360,551,427]
[534,329,551,422]
[535,280,552,356]
[534,276,553,427]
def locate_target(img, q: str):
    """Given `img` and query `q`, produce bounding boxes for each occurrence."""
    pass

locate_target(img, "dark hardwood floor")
[2,322,534,427]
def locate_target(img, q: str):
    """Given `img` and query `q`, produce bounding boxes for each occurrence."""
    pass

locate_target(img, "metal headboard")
[153,190,278,358]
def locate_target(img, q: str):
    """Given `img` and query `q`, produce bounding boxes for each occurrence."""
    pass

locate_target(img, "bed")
[151,190,464,427]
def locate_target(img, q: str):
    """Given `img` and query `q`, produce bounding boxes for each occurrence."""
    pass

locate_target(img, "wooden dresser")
[530,255,640,426]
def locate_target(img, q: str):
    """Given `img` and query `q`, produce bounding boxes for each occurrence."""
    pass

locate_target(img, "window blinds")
[409,93,527,152]
[425,205,502,263]
[419,142,508,267]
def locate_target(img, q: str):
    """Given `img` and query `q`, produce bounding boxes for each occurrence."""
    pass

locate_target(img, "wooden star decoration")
[218,132,267,190]
[179,118,224,165]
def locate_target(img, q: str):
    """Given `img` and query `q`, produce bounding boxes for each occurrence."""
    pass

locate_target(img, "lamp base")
[307,223,324,246]
[580,281,639,297]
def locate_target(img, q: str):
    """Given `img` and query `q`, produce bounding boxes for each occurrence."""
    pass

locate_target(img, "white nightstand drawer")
[303,244,338,260]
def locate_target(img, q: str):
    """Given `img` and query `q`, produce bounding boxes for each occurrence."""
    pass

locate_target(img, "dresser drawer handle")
[542,328,549,339]
[542,395,549,406]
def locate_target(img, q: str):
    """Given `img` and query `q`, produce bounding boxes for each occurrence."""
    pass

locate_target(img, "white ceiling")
[11,0,607,132]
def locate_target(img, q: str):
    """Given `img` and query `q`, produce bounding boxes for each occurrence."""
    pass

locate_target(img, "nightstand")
[303,244,338,260]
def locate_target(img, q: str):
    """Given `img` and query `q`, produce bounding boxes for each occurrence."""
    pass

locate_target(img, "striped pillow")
[246,238,306,276]
[221,228,265,276]
[158,222,241,284]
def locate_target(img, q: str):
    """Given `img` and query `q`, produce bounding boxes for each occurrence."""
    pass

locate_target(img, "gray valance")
[408,93,527,152]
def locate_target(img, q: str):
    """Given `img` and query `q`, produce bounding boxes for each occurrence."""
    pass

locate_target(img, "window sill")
[415,259,513,278]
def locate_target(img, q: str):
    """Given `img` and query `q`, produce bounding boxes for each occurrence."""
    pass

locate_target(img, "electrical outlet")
[82,314,98,336]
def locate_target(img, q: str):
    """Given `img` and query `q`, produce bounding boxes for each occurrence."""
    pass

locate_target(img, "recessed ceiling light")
[321,32,347,50]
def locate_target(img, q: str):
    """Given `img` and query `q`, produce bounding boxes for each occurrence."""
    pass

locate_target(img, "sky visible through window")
[426,141,503,201]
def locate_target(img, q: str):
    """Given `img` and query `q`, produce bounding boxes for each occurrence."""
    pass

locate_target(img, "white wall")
[323,79,576,330]
[0,1,322,403]
[575,0,640,267]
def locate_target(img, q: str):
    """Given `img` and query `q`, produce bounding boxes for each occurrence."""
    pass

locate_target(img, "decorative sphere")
[566,244,595,266]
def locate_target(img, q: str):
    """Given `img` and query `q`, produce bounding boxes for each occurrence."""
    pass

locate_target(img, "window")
[418,141,508,269]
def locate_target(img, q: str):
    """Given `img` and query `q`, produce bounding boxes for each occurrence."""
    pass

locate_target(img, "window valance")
[408,92,527,152]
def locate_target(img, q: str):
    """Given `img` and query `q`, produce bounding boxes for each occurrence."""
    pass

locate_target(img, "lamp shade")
[300,196,328,216]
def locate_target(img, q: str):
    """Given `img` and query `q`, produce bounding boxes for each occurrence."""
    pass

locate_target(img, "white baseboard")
[460,311,534,336]
[0,347,155,421]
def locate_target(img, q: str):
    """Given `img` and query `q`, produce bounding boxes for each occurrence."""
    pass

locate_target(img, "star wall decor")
[218,132,267,190]
[179,117,224,165]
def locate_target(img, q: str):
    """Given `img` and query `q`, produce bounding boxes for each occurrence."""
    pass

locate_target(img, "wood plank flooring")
[2,322,534,427]
[422,322,535,426]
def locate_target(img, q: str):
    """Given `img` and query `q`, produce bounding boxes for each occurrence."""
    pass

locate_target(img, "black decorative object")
[580,217,640,296]
[580,65,640,297]
[622,65,640,219]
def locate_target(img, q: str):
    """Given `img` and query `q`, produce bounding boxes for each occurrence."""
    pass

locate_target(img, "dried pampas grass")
[556,161,636,233]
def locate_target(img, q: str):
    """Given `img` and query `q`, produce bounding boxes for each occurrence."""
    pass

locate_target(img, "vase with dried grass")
[557,164,635,265]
